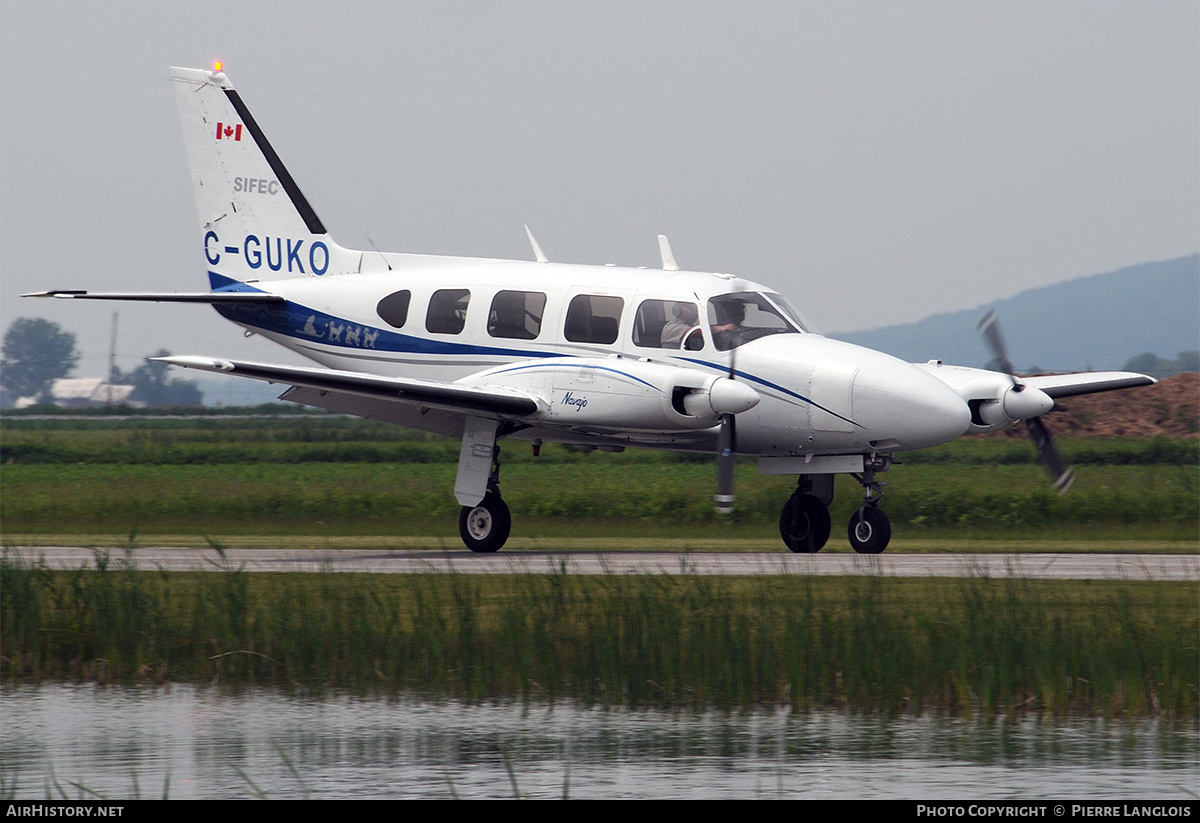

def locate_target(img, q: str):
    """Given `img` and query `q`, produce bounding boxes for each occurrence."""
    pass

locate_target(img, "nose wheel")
[847,504,891,554]
[459,490,511,553]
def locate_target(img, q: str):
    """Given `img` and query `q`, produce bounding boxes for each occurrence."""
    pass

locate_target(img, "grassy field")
[2,553,1194,717]
[2,417,1196,544]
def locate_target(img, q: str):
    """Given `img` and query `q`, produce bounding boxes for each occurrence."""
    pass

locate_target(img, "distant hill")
[834,255,1200,372]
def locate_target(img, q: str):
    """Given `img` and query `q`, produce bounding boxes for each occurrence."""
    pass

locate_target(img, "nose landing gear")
[847,459,891,554]
[847,504,890,554]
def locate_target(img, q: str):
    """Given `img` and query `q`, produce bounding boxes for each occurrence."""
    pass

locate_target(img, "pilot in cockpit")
[710,299,745,350]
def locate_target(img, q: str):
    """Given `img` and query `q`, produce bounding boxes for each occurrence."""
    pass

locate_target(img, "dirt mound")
[991,372,1198,438]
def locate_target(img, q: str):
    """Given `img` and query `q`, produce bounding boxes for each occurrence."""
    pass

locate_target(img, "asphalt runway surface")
[7,547,1198,580]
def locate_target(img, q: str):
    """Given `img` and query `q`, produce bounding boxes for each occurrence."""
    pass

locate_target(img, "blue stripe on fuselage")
[206,272,554,360]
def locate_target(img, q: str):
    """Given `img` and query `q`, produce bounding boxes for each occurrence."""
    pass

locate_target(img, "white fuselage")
[214,254,973,458]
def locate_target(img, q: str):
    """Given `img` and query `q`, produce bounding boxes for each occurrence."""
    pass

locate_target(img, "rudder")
[171,65,352,284]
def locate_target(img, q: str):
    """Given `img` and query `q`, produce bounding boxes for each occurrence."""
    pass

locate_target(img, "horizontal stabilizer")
[23,290,285,304]
[1021,371,1157,399]
[156,356,540,417]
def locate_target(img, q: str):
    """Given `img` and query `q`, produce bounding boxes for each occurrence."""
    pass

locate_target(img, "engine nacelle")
[916,364,1054,433]
[458,356,759,431]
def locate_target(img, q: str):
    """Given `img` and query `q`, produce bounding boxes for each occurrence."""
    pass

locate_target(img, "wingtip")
[21,290,85,299]
[153,355,235,372]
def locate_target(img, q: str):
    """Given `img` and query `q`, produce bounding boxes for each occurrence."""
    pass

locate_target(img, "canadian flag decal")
[216,122,243,141]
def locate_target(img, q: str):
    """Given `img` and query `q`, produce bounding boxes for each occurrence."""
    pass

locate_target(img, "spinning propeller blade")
[978,308,1075,493]
[978,308,1017,380]
[1025,415,1075,492]
[715,412,737,514]
[714,345,739,514]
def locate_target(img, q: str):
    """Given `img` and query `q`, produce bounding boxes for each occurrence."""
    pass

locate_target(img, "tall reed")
[2,552,1194,718]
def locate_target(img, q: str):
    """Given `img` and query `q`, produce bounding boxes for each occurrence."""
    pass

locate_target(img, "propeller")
[713,343,756,513]
[714,346,738,513]
[715,409,737,514]
[977,308,1075,492]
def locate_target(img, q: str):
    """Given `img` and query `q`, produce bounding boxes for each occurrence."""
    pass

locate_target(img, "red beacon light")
[208,61,230,87]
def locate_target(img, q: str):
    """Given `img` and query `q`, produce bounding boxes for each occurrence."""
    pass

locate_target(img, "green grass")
[3,419,1196,541]
[3,462,1196,540]
[3,552,1194,718]
[2,417,1196,465]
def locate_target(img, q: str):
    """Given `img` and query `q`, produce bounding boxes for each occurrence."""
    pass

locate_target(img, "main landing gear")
[779,475,833,553]
[778,459,893,554]
[460,490,511,553]
[458,443,511,553]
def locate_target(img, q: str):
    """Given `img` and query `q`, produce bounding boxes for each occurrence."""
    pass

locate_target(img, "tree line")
[1,318,201,407]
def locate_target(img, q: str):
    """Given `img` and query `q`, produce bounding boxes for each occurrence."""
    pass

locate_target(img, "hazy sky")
[2,1,1196,378]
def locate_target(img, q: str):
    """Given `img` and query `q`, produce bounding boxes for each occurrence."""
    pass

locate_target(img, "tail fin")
[171,65,353,285]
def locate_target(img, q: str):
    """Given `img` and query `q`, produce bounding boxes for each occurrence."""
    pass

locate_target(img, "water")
[2,684,1195,799]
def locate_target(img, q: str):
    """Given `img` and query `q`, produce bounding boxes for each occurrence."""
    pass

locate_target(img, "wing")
[1021,371,1156,399]
[160,354,752,449]
[22,290,285,304]
[156,356,540,417]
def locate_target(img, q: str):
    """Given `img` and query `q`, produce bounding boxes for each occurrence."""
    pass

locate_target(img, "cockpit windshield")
[707,291,808,351]
[764,292,817,334]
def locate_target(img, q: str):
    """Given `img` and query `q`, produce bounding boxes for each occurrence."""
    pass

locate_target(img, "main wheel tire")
[779,493,832,553]
[459,492,512,553]
[847,505,891,554]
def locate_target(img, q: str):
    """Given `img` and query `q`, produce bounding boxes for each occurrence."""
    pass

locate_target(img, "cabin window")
[564,295,624,344]
[376,290,411,328]
[426,288,471,334]
[633,299,704,351]
[488,290,547,340]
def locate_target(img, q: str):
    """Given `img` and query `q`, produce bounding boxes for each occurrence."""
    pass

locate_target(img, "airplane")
[25,64,1157,554]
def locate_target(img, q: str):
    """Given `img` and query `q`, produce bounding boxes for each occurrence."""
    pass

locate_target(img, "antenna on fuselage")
[658,235,679,272]
[524,225,548,263]
[364,234,392,271]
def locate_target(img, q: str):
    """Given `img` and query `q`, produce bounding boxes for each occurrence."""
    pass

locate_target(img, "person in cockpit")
[661,302,702,350]
[710,299,745,350]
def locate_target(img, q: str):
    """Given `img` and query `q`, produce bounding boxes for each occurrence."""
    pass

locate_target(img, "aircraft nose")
[852,360,972,450]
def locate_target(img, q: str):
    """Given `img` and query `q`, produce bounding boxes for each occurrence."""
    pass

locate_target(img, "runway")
[6,547,1198,581]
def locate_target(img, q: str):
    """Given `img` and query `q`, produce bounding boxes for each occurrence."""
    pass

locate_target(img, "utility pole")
[106,311,118,406]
